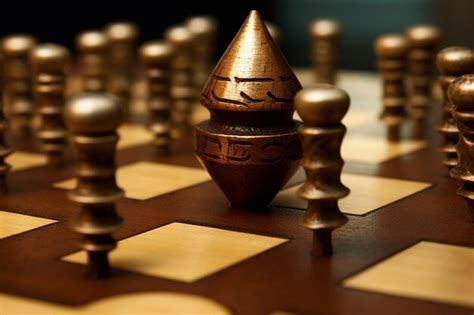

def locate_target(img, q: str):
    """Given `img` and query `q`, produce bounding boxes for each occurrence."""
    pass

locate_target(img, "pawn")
[436,47,474,169]
[449,74,474,222]
[139,41,175,154]
[0,55,13,193]
[76,31,110,93]
[405,25,441,138]
[374,34,409,142]
[64,93,125,278]
[295,85,350,256]
[31,44,70,165]
[308,19,342,85]
[1,34,37,135]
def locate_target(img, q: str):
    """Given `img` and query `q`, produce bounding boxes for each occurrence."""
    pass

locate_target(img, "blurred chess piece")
[76,31,110,93]
[295,85,350,256]
[64,93,125,278]
[105,21,139,113]
[436,47,474,169]
[31,44,70,166]
[1,34,37,135]
[309,19,341,85]
[264,20,281,45]
[0,55,12,193]
[139,41,175,155]
[374,34,409,142]
[405,24,441,139]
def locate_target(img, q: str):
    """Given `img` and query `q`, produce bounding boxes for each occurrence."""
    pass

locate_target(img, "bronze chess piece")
[64,93,125,278]
[264,20,281,46]
[449,74,474,222]
[436,47,474,169]
[374,34,409,142]
[1,34,37,135]
[405,25,441,139]
[295,85,350,256]
[309,19,341,85]
[195,10,302,209]
[0,55,13,193]
[139,41,175,155]
[31,44,70,166]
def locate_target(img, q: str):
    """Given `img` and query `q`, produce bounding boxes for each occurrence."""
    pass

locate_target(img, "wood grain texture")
[64,222,287,283]
[6,151,48,172]
[343,241,474,308]
[53,161,210,201]
[0,210,56,239]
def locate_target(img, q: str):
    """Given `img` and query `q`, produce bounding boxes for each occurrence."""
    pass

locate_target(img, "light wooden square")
[64,222,288,283]
[343,241,474,308]
[117,124,154,149]
[273,171,431,215]
[0,210,56,239]
[6,151,48,172]
[53,161,210,201]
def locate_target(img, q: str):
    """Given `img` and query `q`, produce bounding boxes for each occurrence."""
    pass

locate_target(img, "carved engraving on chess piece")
[309,19,341,85]
[195,10,302,209]
[449,74,474,222]
[0,55,13,192]
[295,85,350,256]
[436,47,474,169]
[405,25,441,139]
[1,34,37,135]
[76,31,110,93]
[31,44,70,165]
[64,93,125,278]
[139,41,175,154]
[374,34,409,142]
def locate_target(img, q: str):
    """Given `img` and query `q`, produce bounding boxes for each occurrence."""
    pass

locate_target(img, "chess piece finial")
[295,85,350,256]
[405,24,441,138]
[449,74,474,222]
[264,20,281,45]
[309,19,342,85]
[164,25,196,135]
[139,41,175,154]
[436,47,474,169]
[105,21,139,110]
[64,93,124,278]
[374,33,409,142]
[31,44,70,165]
[1,34,37,135]
[185,16,218,90]
[76,31,110,93]
[0,55,13,193]
[195,10,302,209]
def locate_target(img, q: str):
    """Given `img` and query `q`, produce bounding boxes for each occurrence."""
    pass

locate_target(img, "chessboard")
[1,65,473,315]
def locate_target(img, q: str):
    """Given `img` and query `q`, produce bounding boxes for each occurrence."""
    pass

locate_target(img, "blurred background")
[2,0,472,70]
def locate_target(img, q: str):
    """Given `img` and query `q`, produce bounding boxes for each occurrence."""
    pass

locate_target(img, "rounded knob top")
[64,93,124,134]
[105,21,139,42]
[139,40,175,64]
[374,33,408,58]
[436,46,474,75]
[185,16,217,37]
[164,25,194,47]
[309,19,342,39]
[295,84,350,127]
[448,74,474,111]
[2,34,37,57]
[76,31,109,52]
[31,43,70,72]
[406,24,441,47]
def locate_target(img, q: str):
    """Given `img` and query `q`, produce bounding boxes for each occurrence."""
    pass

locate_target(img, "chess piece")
[1,34,37,135]
[374,34,409,142]
[31,44,70,165]
[164,25,195,134]
[105,22,139,110]
[436,47,474,169]
[0,55,13,193]
[295,85,350,256]
[449,74,474,222]
[309,19,341,85]
[264,20,281,46]
[185,16,218,90]
[405,25,441,138]
[195,10,302,209]
[64,93,125,278]
[139,41,175,154]
[76,31,110,93]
